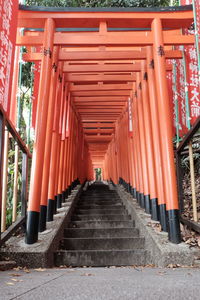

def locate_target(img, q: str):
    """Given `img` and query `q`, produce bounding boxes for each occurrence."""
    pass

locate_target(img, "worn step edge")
[64,228,139,238]
[69,220,135,228]
[71,214,131,221]
[61,237,145,250]
[54,249,148,267]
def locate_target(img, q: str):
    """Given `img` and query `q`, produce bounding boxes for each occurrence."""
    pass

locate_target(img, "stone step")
[77,204,124,210]
[80,195,120,201]
[64,228,139,238]
[69,220,135,229]
[0,260,17,271]
[81,192,117,195]
[62,237,145,250]
[79,201,122,206]
[54,249,147,267]
[77,202,124,208]
[80,196,121,200]
[76,209,126,215]
[71,214,131,221]
[80,196,120,200]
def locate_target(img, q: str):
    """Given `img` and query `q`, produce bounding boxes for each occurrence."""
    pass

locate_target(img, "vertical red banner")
[176,57,188,136]
[180,0,200,126]
[196,0,200,49]
[0,0,19,114]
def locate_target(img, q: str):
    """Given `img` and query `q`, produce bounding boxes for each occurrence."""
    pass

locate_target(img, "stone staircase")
[54,182,147,267]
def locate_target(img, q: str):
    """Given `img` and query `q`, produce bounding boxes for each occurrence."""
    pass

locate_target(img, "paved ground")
[1,266,200,300]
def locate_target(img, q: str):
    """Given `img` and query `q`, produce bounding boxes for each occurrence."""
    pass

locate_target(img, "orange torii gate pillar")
[152,18,181,243]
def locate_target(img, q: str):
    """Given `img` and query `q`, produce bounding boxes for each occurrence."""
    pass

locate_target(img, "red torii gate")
[14,4,196,244]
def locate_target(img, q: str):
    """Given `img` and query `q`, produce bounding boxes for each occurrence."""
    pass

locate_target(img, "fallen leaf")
[11,278,23,282]
[6,282,15,286]
[34,268,46,272]
[10,273,21,277]
[81,273,93,276]
[157,271,166,275]
[167,264,180,268]
[13,267,22,271]
[23,268,30,273]
[197,237,200,247]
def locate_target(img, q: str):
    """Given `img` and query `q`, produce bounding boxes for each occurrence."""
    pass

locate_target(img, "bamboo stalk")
[1,129,9,232]
[189,141,198,222]
[12,144,19,222]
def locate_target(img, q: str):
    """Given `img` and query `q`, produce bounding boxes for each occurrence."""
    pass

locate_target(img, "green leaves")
[25,0,170,8]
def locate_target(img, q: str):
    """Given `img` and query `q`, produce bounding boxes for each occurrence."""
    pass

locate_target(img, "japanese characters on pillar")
[166,63,176,137]
[32,47,42,129]
[128,97,133,137]
[32,61,41,129]
[0,0,18,115]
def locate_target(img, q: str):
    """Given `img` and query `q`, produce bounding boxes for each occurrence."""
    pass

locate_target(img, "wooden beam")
[18,9,193,29]
[70,83,132,91]
[22,49,182,62]
[84,129,114,133]
[76,104,125,108]
[83,122,115,128]
[85,135,113,141]
[71,90,131,96]
[17,32,194,46]
[82,118,117,121]
[63,63,141,73]
[63,62,172,73]
[73,96,128,102]
[78,108,122,112]
[66,73,136,82]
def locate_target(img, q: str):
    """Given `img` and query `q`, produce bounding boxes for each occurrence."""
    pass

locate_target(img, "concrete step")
[79,201,122,206]
[80,196,120,200]
[0,260,17,271]
[71,214,131,221]
[64,228,139,238]
[77,202,125,209]
[54,249,147,267]
[81,194,120,197]
[54,183,147,268]
[69,220,135,228]
[80,197,121,202]
[77,209,126,215]
[62,237,145,250]
[82,192,116,195]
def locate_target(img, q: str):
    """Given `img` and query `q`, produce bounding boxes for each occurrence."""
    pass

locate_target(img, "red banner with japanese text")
[180,0,200,128]
[196,0,200,49]
[0,0,18,115]
[176,56,188,136]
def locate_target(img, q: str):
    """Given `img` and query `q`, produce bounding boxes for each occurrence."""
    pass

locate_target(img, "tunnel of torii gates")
[13,4,197,245]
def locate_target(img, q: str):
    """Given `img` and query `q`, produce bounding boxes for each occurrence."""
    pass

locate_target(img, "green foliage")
[6,140,23,228]
[25,0,170,7]
[21,62,32,89]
